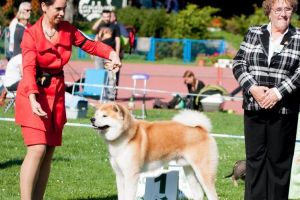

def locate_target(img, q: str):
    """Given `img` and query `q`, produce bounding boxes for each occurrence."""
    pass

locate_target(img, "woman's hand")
[105,51,121,72]
[249,85,269,108]
[29,94,48,118]
[261,88,280,109]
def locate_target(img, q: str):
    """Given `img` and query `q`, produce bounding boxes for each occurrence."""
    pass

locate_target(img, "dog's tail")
[172,110,212,132]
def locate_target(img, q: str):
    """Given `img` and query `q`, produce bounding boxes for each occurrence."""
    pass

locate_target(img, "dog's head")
[91,102,133,141]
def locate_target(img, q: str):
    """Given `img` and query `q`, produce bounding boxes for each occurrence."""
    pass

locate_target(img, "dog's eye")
[103,115,107,118]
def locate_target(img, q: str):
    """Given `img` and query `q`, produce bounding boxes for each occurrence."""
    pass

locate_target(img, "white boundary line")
[0,117,252,140]
[65,81,243,101]
[2,117,300,142]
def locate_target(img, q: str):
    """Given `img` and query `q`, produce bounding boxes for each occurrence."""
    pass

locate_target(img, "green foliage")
[117,5,219,39]
[139,9,168,37]
[223,6,300,36]
[224,6,268,35]
[117,7,168,37]
[164,5,220,39]
[117,7,145,33]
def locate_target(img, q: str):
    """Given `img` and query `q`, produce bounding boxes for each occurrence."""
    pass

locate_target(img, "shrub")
[164,5,220,39]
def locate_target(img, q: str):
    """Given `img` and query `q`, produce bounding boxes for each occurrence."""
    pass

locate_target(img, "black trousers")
[244,110,298,200]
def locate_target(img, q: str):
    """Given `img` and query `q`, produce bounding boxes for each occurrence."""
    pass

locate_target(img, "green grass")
[0,107,245,199]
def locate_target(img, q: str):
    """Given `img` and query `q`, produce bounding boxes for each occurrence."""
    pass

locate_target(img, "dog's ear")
[112,103,126,119]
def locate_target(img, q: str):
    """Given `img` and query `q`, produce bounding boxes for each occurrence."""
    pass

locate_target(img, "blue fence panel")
[146,38,226,63]
[75,36,226,63]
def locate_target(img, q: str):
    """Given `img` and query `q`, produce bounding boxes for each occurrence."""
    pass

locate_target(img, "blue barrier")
[76,36,226,63]
[146,38,226,63]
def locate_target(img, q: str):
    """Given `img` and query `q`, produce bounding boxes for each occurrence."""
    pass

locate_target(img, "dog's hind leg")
[190,162,218,200]
[183,166,204,200]
[185,139,218,200]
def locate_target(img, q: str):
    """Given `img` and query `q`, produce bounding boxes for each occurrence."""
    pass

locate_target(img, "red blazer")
[15,16,113,131]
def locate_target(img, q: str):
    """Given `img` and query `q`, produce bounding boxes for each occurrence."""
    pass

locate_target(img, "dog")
[91,102,218,200]
[225,160,246,186]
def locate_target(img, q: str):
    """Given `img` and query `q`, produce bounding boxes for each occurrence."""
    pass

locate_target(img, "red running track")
[64,61,244,115]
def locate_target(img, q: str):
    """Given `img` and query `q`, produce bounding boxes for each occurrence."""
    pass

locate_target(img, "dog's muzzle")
[90,118,110,130]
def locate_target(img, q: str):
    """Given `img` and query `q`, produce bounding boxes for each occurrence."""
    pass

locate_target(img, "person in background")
[232,0,300,199]
[92,10,121,100]
[109,10,128,99]
[8,2,31,60]
[0,54,22,106]
[15,0,121,199]
[7,16,18,60]
[153,70,205,110]
[13,1,32,57]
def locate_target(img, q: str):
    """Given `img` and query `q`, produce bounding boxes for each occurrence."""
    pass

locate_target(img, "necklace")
[44,29,56,39]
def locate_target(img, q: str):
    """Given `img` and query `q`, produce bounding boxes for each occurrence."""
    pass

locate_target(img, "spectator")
[0,54,22,106]
[14,0,121,199]
[7,16,18,60]
[13,2,32,57]
[232,0,300,199]
[153,70,205,110]
[92,10,121,100]
[8,2,31,60]
[109,11,128,99]
[166,0,179,13]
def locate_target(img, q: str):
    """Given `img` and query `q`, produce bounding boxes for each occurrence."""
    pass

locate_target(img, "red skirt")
[21,125,62,146]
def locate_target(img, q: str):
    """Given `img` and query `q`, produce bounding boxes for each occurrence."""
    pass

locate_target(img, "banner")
[78,0,122,21]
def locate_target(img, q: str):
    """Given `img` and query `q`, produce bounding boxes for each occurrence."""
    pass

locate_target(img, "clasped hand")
[249,85,279,109]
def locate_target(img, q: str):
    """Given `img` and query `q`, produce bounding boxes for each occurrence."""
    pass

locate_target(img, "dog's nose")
[90,118,95,123]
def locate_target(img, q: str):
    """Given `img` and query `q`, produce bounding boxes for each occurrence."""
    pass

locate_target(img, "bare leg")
[33,146,55,200]
[20,145,47,200]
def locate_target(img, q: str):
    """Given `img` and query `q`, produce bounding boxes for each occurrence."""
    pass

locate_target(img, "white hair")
[18,2,31,12]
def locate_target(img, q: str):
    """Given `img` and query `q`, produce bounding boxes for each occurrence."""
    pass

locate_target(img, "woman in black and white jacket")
[233,0,300,199]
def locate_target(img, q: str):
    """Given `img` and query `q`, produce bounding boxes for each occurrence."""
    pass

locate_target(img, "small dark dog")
[225,160,246,186]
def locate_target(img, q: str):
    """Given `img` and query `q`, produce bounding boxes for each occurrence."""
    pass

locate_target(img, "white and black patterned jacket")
[233,24,300,114]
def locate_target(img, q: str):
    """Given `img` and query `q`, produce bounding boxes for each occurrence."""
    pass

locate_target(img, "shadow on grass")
[0,159,23,169]
[69,195,118,200]
[0,157,70,169]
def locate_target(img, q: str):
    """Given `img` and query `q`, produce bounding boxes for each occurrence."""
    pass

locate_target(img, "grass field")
[0,107,246,200]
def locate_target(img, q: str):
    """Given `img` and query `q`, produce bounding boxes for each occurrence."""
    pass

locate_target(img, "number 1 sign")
[144,171,179,200]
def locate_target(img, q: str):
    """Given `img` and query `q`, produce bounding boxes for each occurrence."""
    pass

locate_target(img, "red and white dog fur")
[91,102,218,200]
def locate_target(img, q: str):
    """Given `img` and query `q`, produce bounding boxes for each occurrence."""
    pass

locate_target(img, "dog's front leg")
[116,174,125,200]
[124,173,139,200]
[110,159,125,200]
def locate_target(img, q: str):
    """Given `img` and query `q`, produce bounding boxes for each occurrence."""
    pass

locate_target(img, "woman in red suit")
[15,0,121,199]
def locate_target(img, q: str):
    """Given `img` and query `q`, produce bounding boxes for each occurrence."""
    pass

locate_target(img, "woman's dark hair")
[182,70,197,86]
[39,0,56,6]
[182,70,196,79]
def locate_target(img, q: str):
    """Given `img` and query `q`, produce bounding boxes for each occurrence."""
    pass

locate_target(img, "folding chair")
[0,74,16,113]
[72,68,108,101]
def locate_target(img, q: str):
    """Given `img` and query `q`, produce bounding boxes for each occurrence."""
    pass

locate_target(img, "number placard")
[144,171,179,200]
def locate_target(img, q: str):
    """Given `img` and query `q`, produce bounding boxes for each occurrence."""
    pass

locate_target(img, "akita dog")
[91,102,218,200]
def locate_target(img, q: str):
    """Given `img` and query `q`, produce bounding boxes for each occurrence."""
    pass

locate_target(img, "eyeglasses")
[272,7,293,15]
